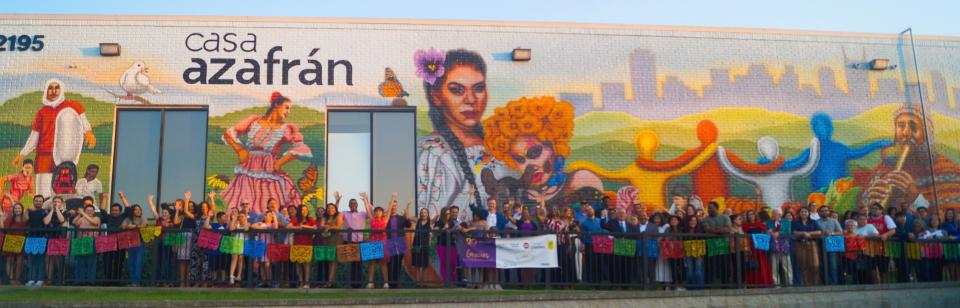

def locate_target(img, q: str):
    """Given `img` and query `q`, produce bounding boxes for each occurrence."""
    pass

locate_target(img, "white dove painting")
[111,61,160,104]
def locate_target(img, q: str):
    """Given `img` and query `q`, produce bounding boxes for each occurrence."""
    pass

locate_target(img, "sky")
[2,0,958,37]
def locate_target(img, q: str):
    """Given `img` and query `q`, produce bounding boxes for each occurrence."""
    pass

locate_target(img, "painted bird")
[119,61,161,97]
[378,68,408,98]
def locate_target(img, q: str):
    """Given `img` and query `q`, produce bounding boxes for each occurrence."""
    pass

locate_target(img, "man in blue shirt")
[577,203,604,283]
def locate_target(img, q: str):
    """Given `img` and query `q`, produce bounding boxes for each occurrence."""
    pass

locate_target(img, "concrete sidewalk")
[3,282,959,307]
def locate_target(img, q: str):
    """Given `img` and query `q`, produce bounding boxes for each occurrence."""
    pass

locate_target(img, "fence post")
[821,237,829,286]
[735,234,743,289]
[443,229,452,289]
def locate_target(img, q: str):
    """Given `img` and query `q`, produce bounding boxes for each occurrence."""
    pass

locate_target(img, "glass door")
[326,107,416,212]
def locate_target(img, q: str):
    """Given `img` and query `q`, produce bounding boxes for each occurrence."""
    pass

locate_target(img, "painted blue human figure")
[779,112,893,192]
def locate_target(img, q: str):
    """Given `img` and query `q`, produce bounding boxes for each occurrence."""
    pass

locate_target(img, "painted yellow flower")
[207,175,228,191]
[499,119,521,138]
[518,116,543,135]
[482,96,576,168]
[493,106,509,119]
[528,97,554,117]
[508,100,528,119]
[549,103,574,123]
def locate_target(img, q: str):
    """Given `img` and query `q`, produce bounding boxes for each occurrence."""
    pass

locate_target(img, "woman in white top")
[651,214,672,286]
[855,213,879,236]
[416,49,511,218]
[920,215,945,240]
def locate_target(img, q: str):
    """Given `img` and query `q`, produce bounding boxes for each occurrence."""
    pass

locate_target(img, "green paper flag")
[220,236,244,255]
[707,238,730,256]
[70,237,94,256]
[945,243,960,260]
[314,246,336,261]
[163,232,187,246]
[884,241,902,258]
[613,238,636,256]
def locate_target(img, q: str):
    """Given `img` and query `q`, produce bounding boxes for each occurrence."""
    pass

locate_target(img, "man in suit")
[603,208,636,286]
[635,210,659,286]
[470,197,508,233]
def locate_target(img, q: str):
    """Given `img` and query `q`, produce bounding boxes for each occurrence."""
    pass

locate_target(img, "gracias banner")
[458,235,559,269]
[495,234,559,269]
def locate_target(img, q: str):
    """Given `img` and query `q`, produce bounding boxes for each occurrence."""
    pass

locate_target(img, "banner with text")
[495,234,559,269]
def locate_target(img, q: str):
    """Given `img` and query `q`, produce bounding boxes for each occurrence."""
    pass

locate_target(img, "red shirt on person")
[291,217,317,245]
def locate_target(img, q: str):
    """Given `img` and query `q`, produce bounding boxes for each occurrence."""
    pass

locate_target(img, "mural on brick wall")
[0,21,959,220]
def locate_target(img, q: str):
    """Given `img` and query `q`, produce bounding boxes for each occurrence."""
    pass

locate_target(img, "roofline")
[2,13,958,42]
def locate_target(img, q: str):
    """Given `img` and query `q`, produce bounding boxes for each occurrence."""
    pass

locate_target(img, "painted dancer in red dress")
[221,91,312,214]
[13,79,96,198]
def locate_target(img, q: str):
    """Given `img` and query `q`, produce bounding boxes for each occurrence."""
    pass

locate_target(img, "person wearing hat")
[863,105,960,212]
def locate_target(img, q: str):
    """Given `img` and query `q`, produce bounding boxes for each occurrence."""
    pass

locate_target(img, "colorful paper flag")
[591,235,613,254]
[883,241,902,258]
[922,242,943,259]
[243,239,266,258]
[2,234,25,254]
[825,235,845,253]
[163,232,187,246]
[360,241,384,261]
[197,229,222,251]
[46,238,70,256]
[24,237,46,255]
[266,243,290,262]
[314,245,336,261]
[944,243,960,260]
[707,238,730,256]
[117,230,142,250]
[70,237,94,256]
[906,242,921,260]
[337,244,360,263]
[864,239,884,257]
[94,234,118,253]
[660,240,684,259]
[643,239,659,258]
[771,237,791,253]
[385,237,407,257]
[752,234,771,251]
[140,226,161,244]
[613,238,636,256]
[220,235,244,255]
[290,245,313,263]
[684,240,706,257]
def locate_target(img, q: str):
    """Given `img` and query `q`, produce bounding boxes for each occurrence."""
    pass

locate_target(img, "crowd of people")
[1,185,958,290]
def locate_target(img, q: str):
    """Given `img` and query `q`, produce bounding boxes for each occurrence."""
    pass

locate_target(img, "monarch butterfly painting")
[298,163,318,192]
[378,68,409,98]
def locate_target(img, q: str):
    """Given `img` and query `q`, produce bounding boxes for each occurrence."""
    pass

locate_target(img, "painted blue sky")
[2,0,958,37]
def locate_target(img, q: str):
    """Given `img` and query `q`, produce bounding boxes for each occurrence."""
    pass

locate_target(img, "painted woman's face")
[510,135,555,187]
[276,101,292,121]
[433,65,487,130]
[22,163,33,176]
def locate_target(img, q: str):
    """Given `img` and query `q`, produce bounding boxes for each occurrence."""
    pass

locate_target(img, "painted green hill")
[209,105,325,129]
[0,91,115,127]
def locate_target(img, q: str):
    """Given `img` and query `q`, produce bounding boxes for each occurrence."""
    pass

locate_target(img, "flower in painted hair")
[414,48,446,85]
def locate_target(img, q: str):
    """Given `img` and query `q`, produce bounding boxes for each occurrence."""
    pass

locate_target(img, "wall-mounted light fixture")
[512,48,531,62]
[99,43,121,57]
[854,58,897,70]
[870,58,897,70]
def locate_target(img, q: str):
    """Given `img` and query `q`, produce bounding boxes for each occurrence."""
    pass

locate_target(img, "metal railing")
[0,226,956,289]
